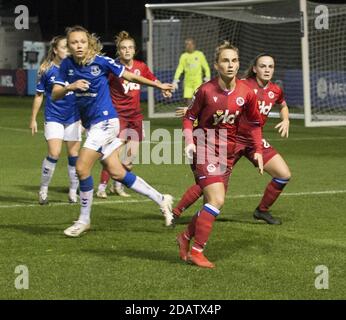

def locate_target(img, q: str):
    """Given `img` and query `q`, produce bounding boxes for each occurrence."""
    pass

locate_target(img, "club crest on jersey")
[236,97,245,107]
[207,164,216,173]
[134,69,141,76]
[91,65,101,76]
[268,91,275,99]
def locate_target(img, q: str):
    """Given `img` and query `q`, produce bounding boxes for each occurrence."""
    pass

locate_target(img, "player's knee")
[48,151,60,160]
[75,161,89,179]
[209,195,224,210]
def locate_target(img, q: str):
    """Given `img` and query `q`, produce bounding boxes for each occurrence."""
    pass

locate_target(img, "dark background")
[1,0,203,58]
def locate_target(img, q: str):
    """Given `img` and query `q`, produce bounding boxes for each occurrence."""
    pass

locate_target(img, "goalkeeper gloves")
[203,77,210,83]
[172,79,180,91]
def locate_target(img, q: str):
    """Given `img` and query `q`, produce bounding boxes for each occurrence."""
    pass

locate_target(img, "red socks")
[258,178,289,212]
[185,204,219,252]
[100,169,110,185]
[173,184,203,217]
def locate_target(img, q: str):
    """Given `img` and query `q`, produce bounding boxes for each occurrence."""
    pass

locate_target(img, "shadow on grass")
[0,223,65,235]
[82,248,182,265]
[16,185,68,194]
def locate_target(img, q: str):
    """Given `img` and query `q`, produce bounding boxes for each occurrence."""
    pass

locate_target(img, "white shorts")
[83,118,123,160]
[44,121,82,142]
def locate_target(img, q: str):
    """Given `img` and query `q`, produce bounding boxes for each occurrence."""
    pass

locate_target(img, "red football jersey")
[109,59,157,121]
[183,78,263,158]
[237,77,286,144]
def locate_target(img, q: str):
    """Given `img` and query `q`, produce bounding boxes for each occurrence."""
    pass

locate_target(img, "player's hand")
[185,143,196,160]
[254,153,264,175]
[158,83,173,92]
[161,89,172,98]
[68,80,90,92]
[30,119,38,136]
[172,79,179,92]
[275,119,289,138]
[175,107,188,118]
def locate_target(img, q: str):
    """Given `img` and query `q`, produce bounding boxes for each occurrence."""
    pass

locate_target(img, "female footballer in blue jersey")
[30,36,81,205]
[52,26,174,237]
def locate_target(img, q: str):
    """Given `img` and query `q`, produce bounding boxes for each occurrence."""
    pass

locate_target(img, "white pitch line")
[1,126,345,143]
[0,190,345,210]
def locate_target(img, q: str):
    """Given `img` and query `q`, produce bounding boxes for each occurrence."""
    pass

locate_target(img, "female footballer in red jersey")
[97,31,170,198]
[173,53,291,226]
[176,41,263,268]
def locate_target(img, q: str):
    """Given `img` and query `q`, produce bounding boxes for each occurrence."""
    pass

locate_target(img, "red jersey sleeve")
[245,89,263,154]
[183,88,204,145]
[142,63,157,82]
[277,86,286,105]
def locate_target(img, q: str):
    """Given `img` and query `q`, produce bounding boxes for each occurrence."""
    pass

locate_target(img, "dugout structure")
[144,0,346,127]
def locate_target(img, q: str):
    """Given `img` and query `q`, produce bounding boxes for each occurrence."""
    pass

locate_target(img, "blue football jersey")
[54,55,125,129]
[36,64,79,124]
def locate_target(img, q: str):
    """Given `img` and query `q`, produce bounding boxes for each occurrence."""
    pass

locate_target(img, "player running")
[176,41,263,268]
[96,31,171,198]
[173,53,291,225]
[30,36,81,205]
[172,38,210,106]
[52,26,175,237]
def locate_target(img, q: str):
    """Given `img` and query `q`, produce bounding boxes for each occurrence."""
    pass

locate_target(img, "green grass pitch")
[0,96,346,299]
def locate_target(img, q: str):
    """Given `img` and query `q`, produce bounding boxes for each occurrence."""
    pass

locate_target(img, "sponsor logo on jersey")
[236,97,245,107]
[268,91,275,99]
[68,69,74,76]
[50,76,56,82]
[91,65,101,76]
[213,96,218,103]
[123,81,141,94]
[254,89,258,94]
[213,109,240,125]
[207,164,216,173]
[258,101,273,115]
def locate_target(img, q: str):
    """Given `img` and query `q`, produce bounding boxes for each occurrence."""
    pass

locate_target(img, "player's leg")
[186,182,225,269]
[97,118,127,198]
[172,184,203,218]
[254,153,291,224]
[63,147,100,237]
[111,122,142,197]
[39,122,64,205]
[103,148,174,227]
[64,121,82,203]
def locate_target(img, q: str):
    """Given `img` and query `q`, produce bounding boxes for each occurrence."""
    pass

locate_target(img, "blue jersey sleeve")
[54,58,68,86]
[102,56,125,78]
[36,72,46,93]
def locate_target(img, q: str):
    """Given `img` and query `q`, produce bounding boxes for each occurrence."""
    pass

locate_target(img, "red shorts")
[191,161,232,190]
[232,138,278,167]
[118,118,144,142]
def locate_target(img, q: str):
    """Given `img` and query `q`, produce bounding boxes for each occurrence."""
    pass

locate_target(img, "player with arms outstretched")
[173,53,291,225]
[176,41,263,268]
[96,31,170,198]
[52,26,174,237]
[30,36,81,205]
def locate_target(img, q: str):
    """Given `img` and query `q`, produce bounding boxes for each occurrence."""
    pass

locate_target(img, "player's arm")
[200,52,211,81]
[52,80,90,100]
[182,90,203,158]
[122,70,173,92]
[275,101,290,138]
[52,60,90,100]
[172,54,185,90]
[142,64,171,98]
[30,92,44,136]
[245,90,264,174]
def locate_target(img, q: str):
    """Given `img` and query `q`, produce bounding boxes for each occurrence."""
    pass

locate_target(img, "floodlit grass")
[0,96,345,299]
